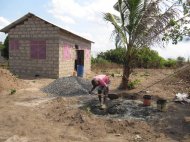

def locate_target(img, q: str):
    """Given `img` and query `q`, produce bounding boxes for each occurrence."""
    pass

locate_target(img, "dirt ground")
[0,67,190,142]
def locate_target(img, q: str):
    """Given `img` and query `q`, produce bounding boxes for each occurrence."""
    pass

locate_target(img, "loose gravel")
[42,76,92,96]
[83,99,159,120]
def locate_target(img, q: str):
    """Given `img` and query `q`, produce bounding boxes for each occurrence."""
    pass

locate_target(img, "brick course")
[6,15,91,78]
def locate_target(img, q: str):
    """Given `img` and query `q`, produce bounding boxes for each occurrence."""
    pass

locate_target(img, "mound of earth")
[176,65,190,81]
[0,68,26,92]
[42,76,92,96]
[164,65,190,93]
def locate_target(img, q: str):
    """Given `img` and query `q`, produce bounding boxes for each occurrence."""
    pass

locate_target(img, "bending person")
[89,74,110,109]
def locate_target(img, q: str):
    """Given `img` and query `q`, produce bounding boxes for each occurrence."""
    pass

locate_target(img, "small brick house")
[0,13,93,78]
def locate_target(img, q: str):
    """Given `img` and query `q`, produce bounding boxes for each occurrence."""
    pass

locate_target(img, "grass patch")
[9,89,16,95]
[128,79,141,90]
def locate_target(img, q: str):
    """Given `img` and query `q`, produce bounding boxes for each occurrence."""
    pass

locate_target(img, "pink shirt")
[93,75,110,87]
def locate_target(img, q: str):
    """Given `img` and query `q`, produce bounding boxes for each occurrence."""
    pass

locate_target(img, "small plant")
[82,106,92,115]
[10,89,16,95]
[128,79,140,90]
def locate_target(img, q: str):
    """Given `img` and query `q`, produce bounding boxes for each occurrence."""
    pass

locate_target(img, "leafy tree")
[1,36,9,59]
[0,43,4,50]
[164,58,177,68]
[104,0,190,89]
[96,47,166,68]
[176,56,185,66]
[97,48,126,64]
[133,47,165,68]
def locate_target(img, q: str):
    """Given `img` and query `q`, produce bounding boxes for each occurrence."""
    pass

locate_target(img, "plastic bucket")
[143,95,151,106]
[157,99,167,112]
[77,65,84,77]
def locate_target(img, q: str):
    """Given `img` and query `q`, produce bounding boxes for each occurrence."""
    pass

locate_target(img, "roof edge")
[0,12,34,33]
[0,12,94,43]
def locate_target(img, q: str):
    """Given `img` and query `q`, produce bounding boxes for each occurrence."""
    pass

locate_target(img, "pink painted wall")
[85,48,91,61]
[63,44,72,60]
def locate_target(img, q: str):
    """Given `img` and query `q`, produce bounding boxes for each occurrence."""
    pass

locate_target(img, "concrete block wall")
[59,40,75,77]
[84,48,91,75]
[59,32,91,77]
[8,16,60,78]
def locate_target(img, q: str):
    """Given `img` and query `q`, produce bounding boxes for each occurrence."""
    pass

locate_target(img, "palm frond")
[103,12,128,46]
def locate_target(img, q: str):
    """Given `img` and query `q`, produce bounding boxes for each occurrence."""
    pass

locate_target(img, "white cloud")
[49,0,88,18]
[48,0,88,24]
[0,17,10,29]
[47,0,190,59]
[0,17,10,42]
[47,0,117,56]
[76,32,93,41]
[54,15,76,24]
[48,0,117,24]
[153,42,190,59]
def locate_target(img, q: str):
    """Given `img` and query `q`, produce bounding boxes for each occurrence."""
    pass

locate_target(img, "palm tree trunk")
[120,44,132,89]
[121,63,130,89]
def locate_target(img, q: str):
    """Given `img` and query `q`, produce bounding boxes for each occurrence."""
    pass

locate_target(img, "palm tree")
[104,0,190,89]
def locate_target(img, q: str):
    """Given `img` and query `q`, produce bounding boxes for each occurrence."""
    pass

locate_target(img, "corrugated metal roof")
[0,12,94,43]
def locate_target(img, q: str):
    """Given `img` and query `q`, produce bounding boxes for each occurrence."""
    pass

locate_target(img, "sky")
[0,0,189,59]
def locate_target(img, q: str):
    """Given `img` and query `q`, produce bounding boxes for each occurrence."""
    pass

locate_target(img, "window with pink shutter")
[31,45,38,59]
[38,46,46,59]
[30,40,46,59]
[10,40,19,51]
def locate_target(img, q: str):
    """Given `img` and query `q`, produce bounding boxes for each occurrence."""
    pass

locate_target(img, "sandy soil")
[0,67,190,142]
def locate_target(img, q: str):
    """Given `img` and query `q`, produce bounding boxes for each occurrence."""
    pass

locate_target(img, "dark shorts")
[98,86,109,95]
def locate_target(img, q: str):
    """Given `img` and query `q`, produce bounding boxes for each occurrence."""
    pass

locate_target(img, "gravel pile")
[42,76,92,96]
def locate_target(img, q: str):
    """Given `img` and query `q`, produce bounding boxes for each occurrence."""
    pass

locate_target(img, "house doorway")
[74,49,84,77]
[75,50,84,70]
[74,45,84,71]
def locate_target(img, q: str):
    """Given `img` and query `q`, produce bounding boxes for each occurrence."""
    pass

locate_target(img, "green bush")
[127,79,140,90]
[94,47,180,69]
[1,36,9,59]
[91,57,110,65]
[176,56,185,67]
[96,47,167,68]
[91,57,110,69]
[97,48,126,64]
[91,56,121,70]
[10,89,16,95]
[132,47,166,68]
[163,58,177,68]
[0,43,4,50]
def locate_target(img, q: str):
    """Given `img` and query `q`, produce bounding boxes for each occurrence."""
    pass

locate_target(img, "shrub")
[96,47,167,68]
[91,57,121,70]
[10,89,16,95]
[163,58,177,68]
[94,47,181,69]
[132,47,166,68]
[176,56,185,67]
[91,57,110,65]
[97,48,126,64]
[1,36,9,59]
[127,79,140,90]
